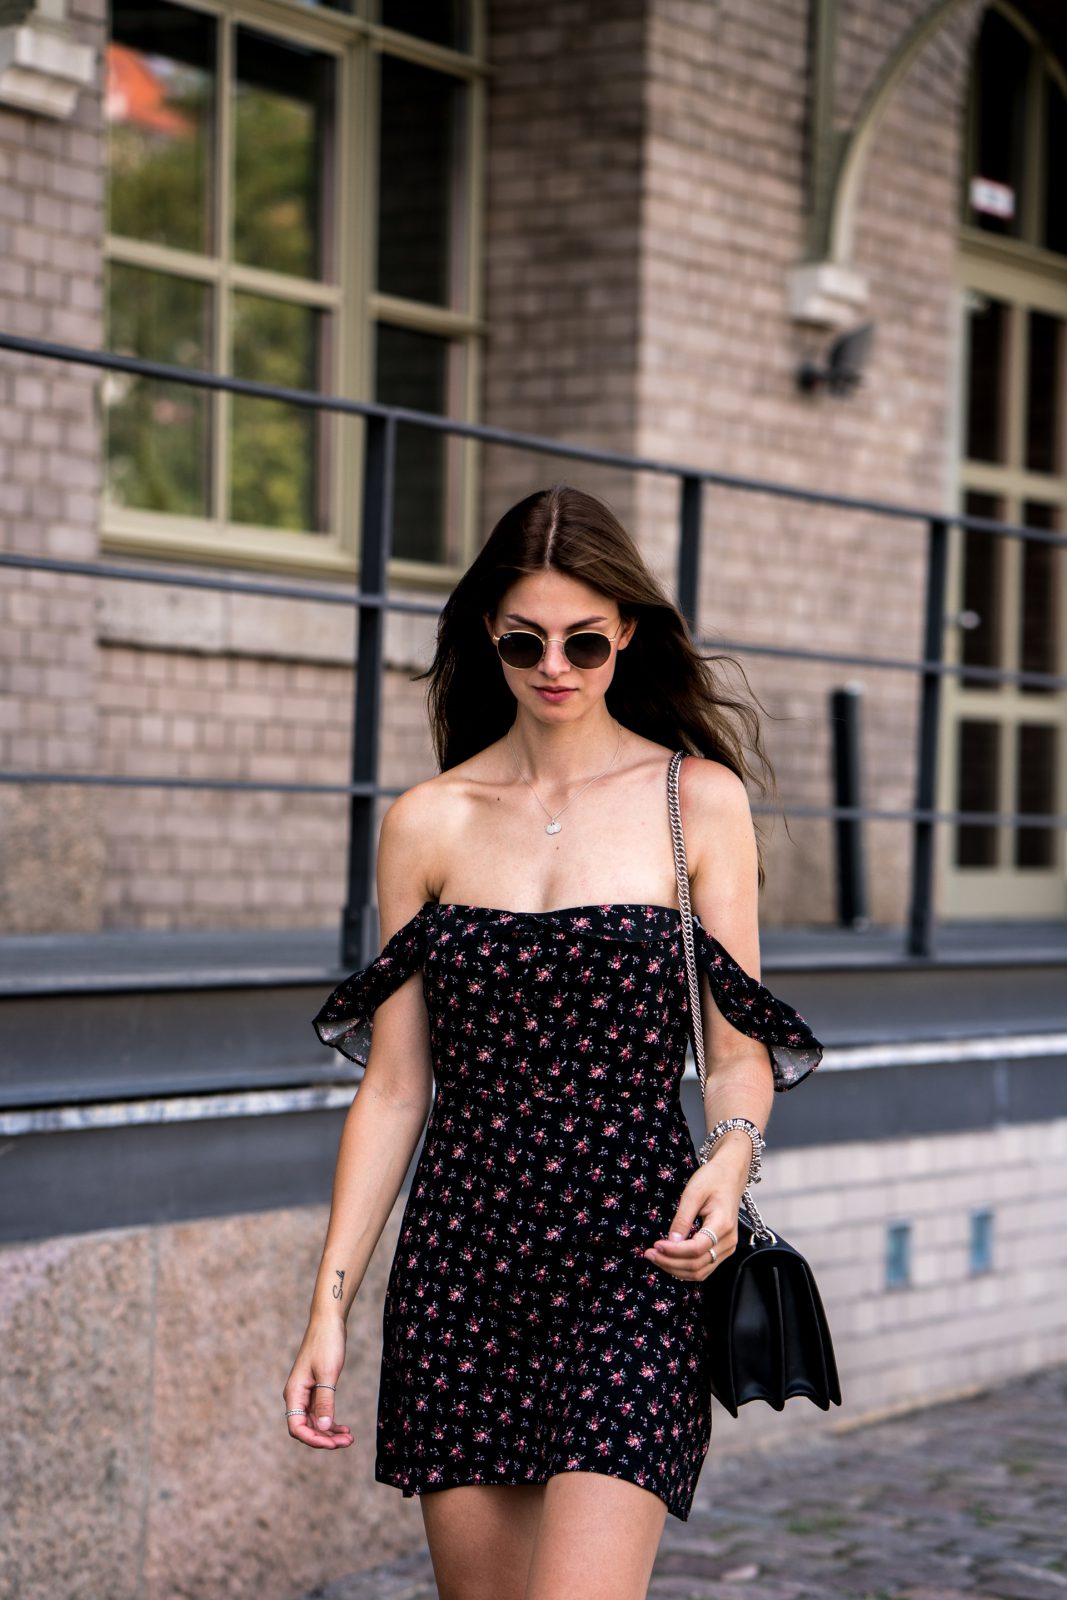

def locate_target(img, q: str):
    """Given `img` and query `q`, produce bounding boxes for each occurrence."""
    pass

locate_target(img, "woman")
[284,485,822,1600]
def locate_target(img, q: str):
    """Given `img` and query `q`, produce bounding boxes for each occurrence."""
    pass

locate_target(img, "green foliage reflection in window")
[231,294,325,532]
[105,261,212,516]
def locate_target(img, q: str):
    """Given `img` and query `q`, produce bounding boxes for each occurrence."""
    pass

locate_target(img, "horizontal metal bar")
[0,550,443,614]
[0,546,1061,691]
[0,771,402,797]
[696,633,1067,691]
[2,331,1063,544]
[757,804,1067,828]
[0,767,1062,829]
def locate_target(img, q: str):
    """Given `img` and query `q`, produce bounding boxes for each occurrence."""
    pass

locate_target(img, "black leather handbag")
[667,751,842,1417]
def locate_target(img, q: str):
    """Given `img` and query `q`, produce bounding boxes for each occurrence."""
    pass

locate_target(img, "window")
[962,6,1067,256]
[103,0,484,574]
[885,1221,911,1290]
[948,8,1067,907]
[969,1208,994,1274]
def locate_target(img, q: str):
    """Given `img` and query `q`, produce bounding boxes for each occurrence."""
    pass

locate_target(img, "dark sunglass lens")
[565,632,612,668]
[498,632,543,668]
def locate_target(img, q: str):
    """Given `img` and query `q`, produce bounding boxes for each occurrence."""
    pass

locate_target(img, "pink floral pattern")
[312,901,822,1521]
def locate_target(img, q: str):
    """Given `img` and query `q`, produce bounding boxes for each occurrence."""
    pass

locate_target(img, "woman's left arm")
[644,756,773,1282]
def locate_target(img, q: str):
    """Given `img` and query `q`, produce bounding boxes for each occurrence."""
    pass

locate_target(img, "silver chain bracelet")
[697,1116,765,1185]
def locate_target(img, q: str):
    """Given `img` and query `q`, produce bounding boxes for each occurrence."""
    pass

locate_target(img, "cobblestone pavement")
[301,1362,1067,1600]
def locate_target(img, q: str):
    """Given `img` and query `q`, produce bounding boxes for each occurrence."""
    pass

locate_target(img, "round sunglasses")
[491,621,623,671]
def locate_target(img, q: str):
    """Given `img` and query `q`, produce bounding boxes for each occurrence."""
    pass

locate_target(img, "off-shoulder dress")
[311,899,821,1521]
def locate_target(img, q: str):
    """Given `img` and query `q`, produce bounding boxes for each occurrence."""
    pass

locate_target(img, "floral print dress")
[311,899,822,1521]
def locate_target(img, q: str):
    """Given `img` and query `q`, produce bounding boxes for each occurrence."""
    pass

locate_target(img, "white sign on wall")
[970,177,1016,219]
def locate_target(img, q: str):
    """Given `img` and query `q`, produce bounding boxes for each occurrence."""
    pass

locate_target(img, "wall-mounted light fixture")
[797,321,875,396]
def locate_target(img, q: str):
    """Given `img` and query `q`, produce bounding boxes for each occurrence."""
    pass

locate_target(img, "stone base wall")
[3,1114,1065,1598]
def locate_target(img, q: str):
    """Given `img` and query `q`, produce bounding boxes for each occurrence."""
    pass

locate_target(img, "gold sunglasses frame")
[490,621,624,670]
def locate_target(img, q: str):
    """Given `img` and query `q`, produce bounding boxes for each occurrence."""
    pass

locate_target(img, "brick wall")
[479,0,649,540]
[0,0,106,934]
[96,642,435,928]
[0,0,999,932]
[719,1114,1067,1456]
[631,0,986,926]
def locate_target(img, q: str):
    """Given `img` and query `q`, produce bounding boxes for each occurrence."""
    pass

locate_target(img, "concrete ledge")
[0,15,95,118]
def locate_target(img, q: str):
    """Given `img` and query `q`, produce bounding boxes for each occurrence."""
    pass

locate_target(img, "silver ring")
[697,1225,719,1248]
[312,1382,337,1390]
[286,1408,307,1418]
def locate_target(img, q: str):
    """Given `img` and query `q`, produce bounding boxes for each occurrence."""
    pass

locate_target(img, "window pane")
[1044,73,1066,256]
[106,0,215,254]
[380,0,471,52]
[233,29,336,281]
[967,8,1030,239]
[1020,503,1060,694]
[230,294,328,532]
[1025,312,1062,475]
[969,1209,994,1274]
[105,262,212,516]
[378,55,468,308]
[1015,724,1057,868]
[960,492,1003,690]
[376,323,463,564]
[956,719,1000,868]
[885,1222,911,1290]
[965,296,1008,463]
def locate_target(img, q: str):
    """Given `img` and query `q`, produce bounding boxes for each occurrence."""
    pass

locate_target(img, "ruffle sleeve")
[311,909,428,1067]
[693,916,822,1091]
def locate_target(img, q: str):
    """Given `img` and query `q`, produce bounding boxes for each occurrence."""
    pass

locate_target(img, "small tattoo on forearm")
[331,1269,345,1300]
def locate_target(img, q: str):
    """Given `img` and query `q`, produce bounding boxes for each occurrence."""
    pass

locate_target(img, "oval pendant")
[545,820,562,835]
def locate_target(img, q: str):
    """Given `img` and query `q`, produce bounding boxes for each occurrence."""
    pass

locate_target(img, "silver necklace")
[506,719,623,835]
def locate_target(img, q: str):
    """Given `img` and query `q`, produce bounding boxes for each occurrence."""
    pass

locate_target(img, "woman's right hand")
[283,1314,353,1450]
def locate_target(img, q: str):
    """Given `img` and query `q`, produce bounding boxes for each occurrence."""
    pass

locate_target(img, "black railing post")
[341,414,396,969]
[907,517,949,958]
[677,476,703,631]
[830,684,868,928]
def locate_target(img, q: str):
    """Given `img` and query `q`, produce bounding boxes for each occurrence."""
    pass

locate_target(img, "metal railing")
[1,330,1064,966]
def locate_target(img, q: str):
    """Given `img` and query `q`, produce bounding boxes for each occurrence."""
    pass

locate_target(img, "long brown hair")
[415,484,785,886]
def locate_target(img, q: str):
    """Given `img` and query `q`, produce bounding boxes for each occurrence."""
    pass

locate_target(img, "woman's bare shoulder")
[381,766,469,839]
[682,756,755,877]
[378,751,501,891]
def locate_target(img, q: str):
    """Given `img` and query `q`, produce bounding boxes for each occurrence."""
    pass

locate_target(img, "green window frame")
[102,0,487,584]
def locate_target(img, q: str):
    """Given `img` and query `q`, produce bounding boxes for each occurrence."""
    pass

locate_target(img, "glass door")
[940,8,1067,918]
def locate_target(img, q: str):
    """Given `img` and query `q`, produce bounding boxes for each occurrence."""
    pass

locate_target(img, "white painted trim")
[0,1083,358,1135]
[4,1031,1067,1135]
[685,1031,1067,1076]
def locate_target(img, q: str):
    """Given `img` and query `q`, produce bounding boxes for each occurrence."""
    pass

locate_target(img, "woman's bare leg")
[523,1471,668,1600]
[420,1483,547,1600]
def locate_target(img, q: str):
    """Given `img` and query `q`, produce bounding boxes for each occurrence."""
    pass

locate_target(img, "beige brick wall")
[3,1114,1063,1593]
[714,1115,1067,1457]
[0,0,1000,932]
[632,0,986,927]
[0,0,107,935]
[96,643,435,928]
[479,0,649,540]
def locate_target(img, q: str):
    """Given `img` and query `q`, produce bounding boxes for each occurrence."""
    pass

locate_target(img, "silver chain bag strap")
[666,749,843,1415]
[667,749,772,1240]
